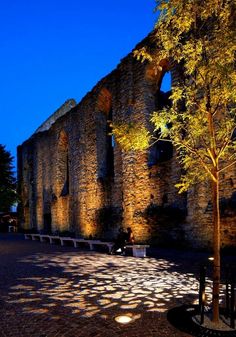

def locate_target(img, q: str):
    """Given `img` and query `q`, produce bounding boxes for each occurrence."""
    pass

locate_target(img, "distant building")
[0,212,18,232]
[17,34,236,248]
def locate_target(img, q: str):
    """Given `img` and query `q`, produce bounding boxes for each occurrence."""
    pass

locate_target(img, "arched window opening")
[60,153,69,196]
[160,71,171,93]
[155,71,171,109]
[58,131,70,196]
[106,109,114,178]
[149,71,173,166]
[96,88,114,180]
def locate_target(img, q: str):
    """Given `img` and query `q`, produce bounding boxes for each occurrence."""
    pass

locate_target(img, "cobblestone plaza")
[0,234,235,337]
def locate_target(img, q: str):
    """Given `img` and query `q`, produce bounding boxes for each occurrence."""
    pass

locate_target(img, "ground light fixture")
[114,315,133,324]
[208,257,214,261]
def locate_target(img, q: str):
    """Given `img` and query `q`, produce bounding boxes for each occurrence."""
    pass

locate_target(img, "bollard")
[199,265,206,325]
[225,267,230,317]
[230,282,235,329]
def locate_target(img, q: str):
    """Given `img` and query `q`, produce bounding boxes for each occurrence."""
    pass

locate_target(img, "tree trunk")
[212,172,221,323]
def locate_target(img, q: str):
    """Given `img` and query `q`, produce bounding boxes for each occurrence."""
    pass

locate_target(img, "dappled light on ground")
[5,252,225,319]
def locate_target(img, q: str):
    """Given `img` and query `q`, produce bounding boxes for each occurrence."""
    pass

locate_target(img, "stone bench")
[53,237,114,253]
[49,235,61,244]
[24,234,148,256]
[86,240,114,253]
[58,237,96,249]
[59,236,75,246]
[31,234,41,241]
[24,233,32,240]
[73,238,87,248]
[24,234,59,244]
[39,235,51,242]
[24,233,51,242]
[125,244,150,257]
[73,239,113,253]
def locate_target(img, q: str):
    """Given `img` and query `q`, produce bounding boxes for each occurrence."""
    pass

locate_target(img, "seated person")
[110,227,135,255]
[125,227,135,245]
[110,227,126,255]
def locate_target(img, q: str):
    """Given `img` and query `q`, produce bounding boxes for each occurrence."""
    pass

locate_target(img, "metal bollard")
[199,266,206,325]
[225,267,230,317]
[230,282,235,329]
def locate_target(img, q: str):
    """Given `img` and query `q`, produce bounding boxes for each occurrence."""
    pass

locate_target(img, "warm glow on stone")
[114,315,132,324]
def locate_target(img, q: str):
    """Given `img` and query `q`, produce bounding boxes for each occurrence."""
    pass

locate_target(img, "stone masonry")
[17,34,236,249]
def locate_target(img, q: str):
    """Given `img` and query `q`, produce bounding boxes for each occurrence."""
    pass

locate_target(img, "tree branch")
[217,126,235,160]
[173,139,217,182]
[219,160,236,173]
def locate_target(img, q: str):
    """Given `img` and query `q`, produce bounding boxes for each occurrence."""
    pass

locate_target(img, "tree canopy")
[112,0,236,323]
[114,0,236,191]
[0,144,17,212]
[150,0,236,192]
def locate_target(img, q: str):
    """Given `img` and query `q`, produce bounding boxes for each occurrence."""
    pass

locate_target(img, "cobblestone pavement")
[0,234,235,337]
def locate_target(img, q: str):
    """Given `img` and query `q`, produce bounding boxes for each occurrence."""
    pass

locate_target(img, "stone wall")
[17,34,236,249]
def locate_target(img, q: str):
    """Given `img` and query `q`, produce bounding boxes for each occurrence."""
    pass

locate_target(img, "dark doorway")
[43,213,52,233]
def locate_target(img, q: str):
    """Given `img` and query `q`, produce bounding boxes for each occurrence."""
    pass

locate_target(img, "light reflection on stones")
[6,252,226,318]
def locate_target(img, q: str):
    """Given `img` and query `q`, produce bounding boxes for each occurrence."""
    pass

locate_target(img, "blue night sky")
[0,0,166,172]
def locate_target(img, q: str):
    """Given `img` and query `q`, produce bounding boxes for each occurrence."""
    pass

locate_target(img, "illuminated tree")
[0,144,17,212]
[113,0,236,322]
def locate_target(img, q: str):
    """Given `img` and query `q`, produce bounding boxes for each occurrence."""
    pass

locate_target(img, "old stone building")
[17,34,236,249]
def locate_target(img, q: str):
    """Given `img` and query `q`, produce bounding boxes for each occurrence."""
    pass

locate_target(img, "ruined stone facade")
[17,35,236,249]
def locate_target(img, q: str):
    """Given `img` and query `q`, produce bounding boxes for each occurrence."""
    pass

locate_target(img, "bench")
[24,233,50,242]
[86,240,114,253]
[59,237,97,249]
[73,239,113,252]
[97,241,114,253]
[24,234,142,256]
[125,245,149,257]
[31,234,41,241]
[59,236,75,246]
[48,237,114,252]
[49,235,61,244]
[73,238,87,248]
[39,235,51,242]
[67,238,113,252]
